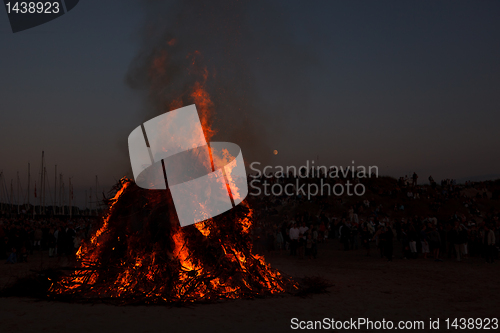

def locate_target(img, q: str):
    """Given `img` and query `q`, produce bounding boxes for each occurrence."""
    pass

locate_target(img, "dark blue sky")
[1,0,499,207]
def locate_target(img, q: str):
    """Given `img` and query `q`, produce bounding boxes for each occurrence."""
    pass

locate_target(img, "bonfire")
[49,48,296,304]
[49,179,295,303]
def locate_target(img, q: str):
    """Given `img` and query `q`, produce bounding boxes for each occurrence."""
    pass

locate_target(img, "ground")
[1,241,499,333]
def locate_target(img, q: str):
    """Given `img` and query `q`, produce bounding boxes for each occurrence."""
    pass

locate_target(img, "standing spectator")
[311,226,318,258]
[412,172,418,186]
[318,221,326,243]
[348,207,354,222]
[458,225,469,260]
[281,221,290,251]
[66,224,76,255]
[339,220,351,251]
[451,223,464,261]
[5,247,17,264]
[420,224,430,259]
[299,221,309,243]
[351,222,359,250]
[428,225,442,261]
[428,175,436,188]
[400,226,411,259]
[373,225,385,258]
[48,228,56,257]
[448,224,458,259]
[289,223,299,256]
[383,225,394,261]
[361,224,371,256]
[485,224,496,263]
[438,224,447,256]
[408,225,418,259]
[53,226,59,256]
[306,234,314,260]
[33,224,42,251]
[298,222,309,257]
[276,228,284,255]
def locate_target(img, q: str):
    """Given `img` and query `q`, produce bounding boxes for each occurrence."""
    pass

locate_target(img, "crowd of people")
[249,172,499,264]
[251,210,498,264]
[2,172,499,266]
[0,216,96,264]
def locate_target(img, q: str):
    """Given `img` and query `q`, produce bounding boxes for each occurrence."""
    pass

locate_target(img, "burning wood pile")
[46,33,299,303]
[49,179,296,304]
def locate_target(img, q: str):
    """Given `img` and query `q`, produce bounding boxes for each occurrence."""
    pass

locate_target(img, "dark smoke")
[126,0,314,166]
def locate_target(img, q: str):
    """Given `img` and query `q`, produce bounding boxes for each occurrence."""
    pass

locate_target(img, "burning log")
[49,178,296,304]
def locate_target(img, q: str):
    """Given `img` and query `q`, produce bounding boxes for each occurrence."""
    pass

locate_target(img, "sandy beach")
[1,240,498,333]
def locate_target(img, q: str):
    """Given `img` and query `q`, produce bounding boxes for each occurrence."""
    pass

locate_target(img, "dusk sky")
[1,0,499,207]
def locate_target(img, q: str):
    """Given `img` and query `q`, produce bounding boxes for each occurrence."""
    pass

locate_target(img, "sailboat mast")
[40,151,44,215]
[10,179,14,212]
[90,187,93,216]
[95,175,98,215]
[27,163,30,212]
[61,176,65,216]
[69,177,72,219]
[17,172,20,214]
[43,167,47,215]
[59,173,62,215]
[54,165,57,215]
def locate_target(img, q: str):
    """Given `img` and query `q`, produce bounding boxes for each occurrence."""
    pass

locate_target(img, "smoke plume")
[126,0,314,165]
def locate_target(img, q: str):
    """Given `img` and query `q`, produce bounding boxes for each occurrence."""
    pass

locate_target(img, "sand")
[1,241,499,333]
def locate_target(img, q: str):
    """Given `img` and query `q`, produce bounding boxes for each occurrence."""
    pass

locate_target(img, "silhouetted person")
[412,172,418,186]
[485,224,496,263]
[361,225,371,256]
[384,226,394,261]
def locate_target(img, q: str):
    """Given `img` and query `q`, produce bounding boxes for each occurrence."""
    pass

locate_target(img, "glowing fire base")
[49,179,296,304]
